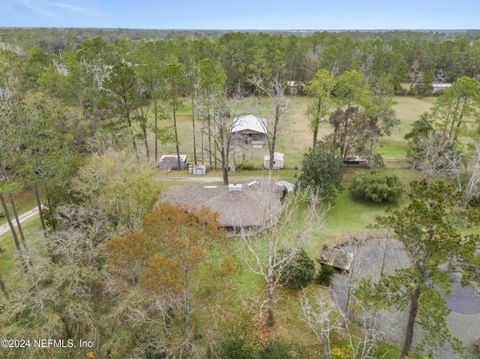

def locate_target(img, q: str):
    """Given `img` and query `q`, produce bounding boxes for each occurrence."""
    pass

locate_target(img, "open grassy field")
[152,95,436,168]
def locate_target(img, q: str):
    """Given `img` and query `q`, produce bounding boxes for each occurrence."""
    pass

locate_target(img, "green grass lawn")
[139,95,436,168]
[0,186,44,226]
[0,217,43,274]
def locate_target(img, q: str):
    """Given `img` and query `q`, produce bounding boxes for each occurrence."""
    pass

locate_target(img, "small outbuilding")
[159,154,187,170]
[286,80,304,95]
[188,165,207,175]
[264,152,285,169]
[343,155,367,167]
[231,115,268,146]
[317,245,354,272]
[432,83,452,94]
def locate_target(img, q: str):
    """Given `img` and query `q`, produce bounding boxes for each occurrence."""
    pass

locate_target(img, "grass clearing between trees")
[148,95,436,167]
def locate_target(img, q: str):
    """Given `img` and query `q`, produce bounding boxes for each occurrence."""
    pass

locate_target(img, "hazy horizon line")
[1,26,479,32]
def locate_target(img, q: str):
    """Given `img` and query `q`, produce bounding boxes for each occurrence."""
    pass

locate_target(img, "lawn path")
[0,207,39,238]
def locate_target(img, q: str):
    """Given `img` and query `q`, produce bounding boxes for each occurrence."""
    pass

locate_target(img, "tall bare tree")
[197,59,227,169]
[463,144,480,204]
[410,131,462,179]
[253,74,289,171]
[301,289,382,359]
[161,63,187,169]
[237,184,323,326]
[213,102,233,185]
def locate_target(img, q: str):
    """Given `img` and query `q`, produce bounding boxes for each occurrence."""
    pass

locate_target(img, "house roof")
[160,154,187,162]
[159,179,285,234]
[231,115,268,134]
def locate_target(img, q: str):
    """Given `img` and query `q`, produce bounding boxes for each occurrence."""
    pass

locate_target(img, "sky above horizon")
[1,0,479,30]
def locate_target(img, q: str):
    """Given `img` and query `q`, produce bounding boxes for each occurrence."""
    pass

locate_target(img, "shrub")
[349,171,403,203]
[237,161,255,170]
[315,264,335,286]
[473,339,480,357]
[259,340,297,359]
[218,336,255,359]
[279,249,315,290]
[367,153,384,169]
[297,144,344,204]
[73,149,160,228]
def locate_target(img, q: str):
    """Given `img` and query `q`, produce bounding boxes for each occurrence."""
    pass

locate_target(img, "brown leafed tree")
[107,203,225,332]
[327,107,382,160]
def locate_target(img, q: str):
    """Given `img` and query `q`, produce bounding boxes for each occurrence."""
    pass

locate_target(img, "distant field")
[152,95,436,168]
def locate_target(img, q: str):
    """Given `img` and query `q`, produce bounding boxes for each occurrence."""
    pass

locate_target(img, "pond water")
[332,238,480,315]
[330,238,480,353]
[443,272,480,315]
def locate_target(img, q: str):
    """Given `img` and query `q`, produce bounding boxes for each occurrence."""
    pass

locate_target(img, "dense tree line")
[2,30,480,96]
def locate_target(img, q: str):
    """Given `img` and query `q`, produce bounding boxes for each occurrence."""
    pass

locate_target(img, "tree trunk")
[201,128,205,165]
[448,98,461,140]
[41,177,56,231]
[312,124,319,149]
[0,273,8,299]
[455,98,468,139]
[266,235,276,327]
[8,192,28,254]
[142,124,150,160]
[341,110,351,159]
[208,112,213,168]
[266,279,275,327]
[269,103,281,171]
[34,182,48,241]
[154,97,158,164]
[213,119,217,169]
[400,286,421,358]
[222,165,229,185]
[312,99,321,148]
[126,111,138,156]
[192,95,198,165]
[173,95,181,170]
[0,193,27,273]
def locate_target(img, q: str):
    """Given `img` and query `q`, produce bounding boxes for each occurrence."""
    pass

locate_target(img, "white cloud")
[15,0,57,18]
[8,0,100,18]
[49,1,100,14]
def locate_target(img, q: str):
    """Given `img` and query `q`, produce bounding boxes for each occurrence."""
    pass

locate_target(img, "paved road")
[0,207,40,237]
